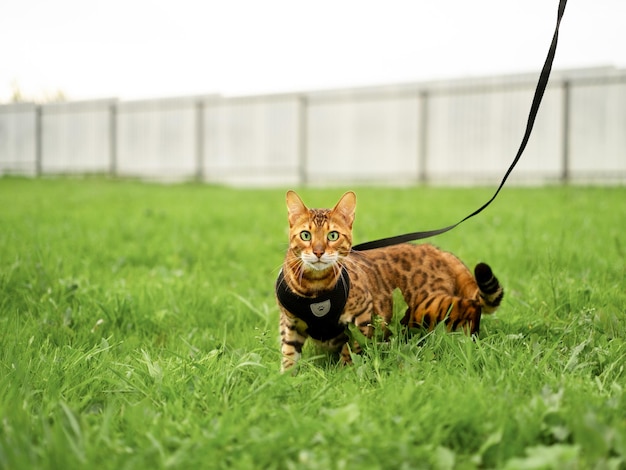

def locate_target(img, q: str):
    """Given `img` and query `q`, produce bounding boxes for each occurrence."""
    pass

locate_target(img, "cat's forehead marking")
[310,209,331,227]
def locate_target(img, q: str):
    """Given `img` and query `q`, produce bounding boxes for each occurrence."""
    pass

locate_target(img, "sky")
[1,0,625,102]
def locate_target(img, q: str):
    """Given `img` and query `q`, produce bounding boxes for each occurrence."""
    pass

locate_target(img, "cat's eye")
[300,230,311,241]
[327,231,339,241]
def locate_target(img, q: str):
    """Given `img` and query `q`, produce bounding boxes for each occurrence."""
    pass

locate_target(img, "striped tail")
[474,263,504,314]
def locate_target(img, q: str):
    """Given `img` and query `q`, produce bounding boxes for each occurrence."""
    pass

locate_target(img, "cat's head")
[285,190,356,272]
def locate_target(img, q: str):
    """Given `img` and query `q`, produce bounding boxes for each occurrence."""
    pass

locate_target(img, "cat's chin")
[304,260,335,272]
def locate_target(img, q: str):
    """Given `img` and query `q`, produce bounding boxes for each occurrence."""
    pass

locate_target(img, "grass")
[0,177,625,469]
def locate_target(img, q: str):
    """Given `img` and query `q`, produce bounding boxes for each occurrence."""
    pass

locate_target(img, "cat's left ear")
[332,191,356,227]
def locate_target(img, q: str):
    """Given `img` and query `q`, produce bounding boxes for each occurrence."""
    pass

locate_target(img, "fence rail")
[1,67,625,185]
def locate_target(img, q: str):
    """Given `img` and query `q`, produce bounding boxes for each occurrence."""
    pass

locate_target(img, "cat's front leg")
[317,331,353,365]
[338,297,375,365]
[279,308,307,372]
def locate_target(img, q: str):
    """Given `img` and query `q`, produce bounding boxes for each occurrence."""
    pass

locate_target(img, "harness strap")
[276,267,351,341]
[352,0,568,252]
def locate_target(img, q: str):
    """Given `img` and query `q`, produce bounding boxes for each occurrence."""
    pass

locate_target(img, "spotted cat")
[276,190,503,372]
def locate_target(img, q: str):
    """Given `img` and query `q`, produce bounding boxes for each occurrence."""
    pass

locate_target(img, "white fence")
[1,67,625,185]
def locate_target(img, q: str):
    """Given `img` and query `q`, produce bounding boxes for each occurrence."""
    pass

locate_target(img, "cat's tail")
[474,263,504,314]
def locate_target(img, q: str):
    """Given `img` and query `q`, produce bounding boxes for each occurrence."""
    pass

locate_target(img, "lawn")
[0,178,624,469]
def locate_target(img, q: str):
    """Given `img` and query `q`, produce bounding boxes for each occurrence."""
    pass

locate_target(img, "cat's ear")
[286,190,308,226]
[332,191,356,227]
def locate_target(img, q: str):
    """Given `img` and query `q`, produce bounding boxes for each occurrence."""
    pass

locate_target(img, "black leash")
[353,0,568,252]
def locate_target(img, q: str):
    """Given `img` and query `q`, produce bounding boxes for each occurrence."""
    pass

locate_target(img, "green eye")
[300,230,311,241]
[327,231,339,241]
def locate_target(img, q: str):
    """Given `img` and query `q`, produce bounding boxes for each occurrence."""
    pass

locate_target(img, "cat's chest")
[276,268,351,341]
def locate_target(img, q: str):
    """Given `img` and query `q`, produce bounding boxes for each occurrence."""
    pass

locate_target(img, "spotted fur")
[278,190,504,372]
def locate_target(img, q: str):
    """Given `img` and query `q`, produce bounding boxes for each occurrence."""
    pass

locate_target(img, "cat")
[276,190,503,372]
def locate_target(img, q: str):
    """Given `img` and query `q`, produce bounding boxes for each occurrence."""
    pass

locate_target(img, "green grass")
[0,177,625,469]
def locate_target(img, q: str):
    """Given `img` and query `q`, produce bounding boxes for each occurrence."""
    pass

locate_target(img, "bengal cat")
[276,190,503,372]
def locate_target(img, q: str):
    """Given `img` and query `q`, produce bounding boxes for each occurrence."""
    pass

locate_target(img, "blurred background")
[1,0,625,185]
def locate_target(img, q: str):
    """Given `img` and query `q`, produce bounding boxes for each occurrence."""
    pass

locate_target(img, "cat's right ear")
[286,190,308,226]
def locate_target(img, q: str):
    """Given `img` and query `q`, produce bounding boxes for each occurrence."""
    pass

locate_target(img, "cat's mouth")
[307,260,333,271]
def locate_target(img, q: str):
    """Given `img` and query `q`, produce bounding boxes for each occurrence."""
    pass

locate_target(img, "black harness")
[275,268,350,341]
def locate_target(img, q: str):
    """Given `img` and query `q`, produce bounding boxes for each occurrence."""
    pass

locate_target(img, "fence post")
[561,80,571,183]
[35,105,42,176]
[109,102,117,177]
[418,90,429,184]
[298,95,308,186]
[195,100,205,182]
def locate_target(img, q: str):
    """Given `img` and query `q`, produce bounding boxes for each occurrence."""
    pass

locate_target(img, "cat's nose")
[313,244,325,258]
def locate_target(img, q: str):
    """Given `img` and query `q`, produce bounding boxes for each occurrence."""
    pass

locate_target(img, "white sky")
[1,0,625,102]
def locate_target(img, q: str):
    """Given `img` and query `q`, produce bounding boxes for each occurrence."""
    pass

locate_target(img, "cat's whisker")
[293,265,305,286]
[284,257,306,288]
[337,263,350,298]
[343,252,373,276]
[350,251,374,268]
[278,256,308,291]
[271,261,288,275]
